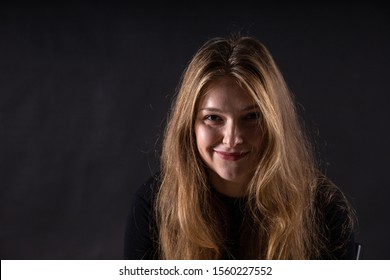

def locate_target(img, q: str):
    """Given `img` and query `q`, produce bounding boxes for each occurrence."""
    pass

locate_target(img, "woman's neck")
[208,171,248,198]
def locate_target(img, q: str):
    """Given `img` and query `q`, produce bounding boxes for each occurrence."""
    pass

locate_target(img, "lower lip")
[214,151,249,161]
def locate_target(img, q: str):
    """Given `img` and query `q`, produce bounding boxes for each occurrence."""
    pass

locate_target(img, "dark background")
[1,2,389,259]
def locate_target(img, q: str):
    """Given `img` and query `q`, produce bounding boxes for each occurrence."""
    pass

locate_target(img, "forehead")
[198,77,256,109]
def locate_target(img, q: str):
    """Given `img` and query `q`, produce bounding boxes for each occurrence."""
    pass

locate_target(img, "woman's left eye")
[244,112,262,121]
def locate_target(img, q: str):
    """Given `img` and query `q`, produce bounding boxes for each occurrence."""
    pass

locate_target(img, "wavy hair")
[155,35,353,259]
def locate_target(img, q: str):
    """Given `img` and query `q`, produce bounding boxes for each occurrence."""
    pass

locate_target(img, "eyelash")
[204,115,223,122]
[203,113,261,123]
[244,112,262,121]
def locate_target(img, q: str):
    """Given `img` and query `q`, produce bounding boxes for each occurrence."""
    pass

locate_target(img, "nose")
[223,121,243,147]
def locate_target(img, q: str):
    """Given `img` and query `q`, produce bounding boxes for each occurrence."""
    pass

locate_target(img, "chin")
[215,170,248,184]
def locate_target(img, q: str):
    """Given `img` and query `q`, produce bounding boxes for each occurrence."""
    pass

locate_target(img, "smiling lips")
[214,150,249,161]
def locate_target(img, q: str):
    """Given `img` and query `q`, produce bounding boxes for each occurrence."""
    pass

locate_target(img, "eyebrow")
[199,104,260,112]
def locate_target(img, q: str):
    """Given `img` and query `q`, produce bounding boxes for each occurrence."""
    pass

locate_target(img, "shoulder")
[129,171,161,222]
[123,171,161,260]
[314,177,353,224]
[314,176,357,259]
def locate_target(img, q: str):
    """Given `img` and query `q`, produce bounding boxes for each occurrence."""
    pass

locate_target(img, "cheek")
[195,124,220,152]
[243,126,263,149]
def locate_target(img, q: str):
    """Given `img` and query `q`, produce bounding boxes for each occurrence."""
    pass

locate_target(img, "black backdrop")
[1,3,389,259]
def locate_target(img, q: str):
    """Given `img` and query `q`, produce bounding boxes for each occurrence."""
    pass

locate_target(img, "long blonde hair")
[156,35,351,259]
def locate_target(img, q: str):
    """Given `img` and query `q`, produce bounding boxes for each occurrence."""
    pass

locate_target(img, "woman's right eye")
[204,115,222,123]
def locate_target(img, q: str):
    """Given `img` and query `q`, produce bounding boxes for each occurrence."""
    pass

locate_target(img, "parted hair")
[155,35,354,259]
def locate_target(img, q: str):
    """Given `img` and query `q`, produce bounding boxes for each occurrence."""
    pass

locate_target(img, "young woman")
[124,35,357,259]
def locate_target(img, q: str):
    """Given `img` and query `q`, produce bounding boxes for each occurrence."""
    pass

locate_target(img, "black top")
[124,172,357,260]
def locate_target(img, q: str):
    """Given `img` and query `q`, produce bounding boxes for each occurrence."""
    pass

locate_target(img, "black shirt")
[124,173,357,260]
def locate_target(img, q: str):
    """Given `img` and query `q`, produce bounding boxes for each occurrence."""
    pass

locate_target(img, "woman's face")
[194,77,263,196]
